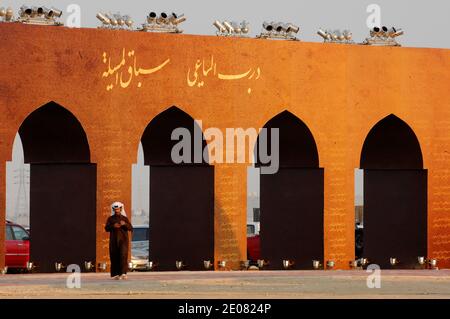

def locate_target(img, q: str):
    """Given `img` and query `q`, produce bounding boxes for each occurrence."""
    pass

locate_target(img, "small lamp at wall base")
[84,261,93,271]
[176,260,186,270]
[97,262,107,272]
[282,259,294,270]
[257,259,268,269]
[54,262,64,272]
[240,260,250,270]
[147,261,156,271]
[326,260,335,270]
[349,260,359,269]
[389,257,399,267]
[218,260,227,270]
[429,258,438,270]
[360,258,369,267]
[203,260,213,270]
[312,260,322,270]
[417,256,426,266]
[26,261,36,272]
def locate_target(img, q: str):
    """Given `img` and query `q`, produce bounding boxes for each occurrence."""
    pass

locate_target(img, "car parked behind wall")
[131,225,149,271]
[5,220,30,270]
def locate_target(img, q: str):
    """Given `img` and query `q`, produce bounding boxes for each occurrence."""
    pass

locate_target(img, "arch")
[256,110,319,168]
[139,106,214,271]
[360,114,423,169]
[140,106,209,165]
[256,110,324,270]
[359,114,427,269]
[18,101,90,163]
[14,101,96,272]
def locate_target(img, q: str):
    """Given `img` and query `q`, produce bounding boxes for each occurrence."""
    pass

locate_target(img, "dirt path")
[1,270,450,299]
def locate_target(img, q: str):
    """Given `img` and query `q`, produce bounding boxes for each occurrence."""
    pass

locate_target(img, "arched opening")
[6,101,96,273]
[139,106,214,271]
[246,164,260,265]
[359,114,427,269]
[254,110,324,269]
[6,133,29,229]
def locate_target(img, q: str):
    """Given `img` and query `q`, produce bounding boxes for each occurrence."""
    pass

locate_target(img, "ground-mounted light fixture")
[96,12,133,30]
[363,26,404,46]
[213,19,249,37]
[429,258,438,270]
[84,261,94,271]
[147,261,156,271]
[218,260,227,269]
[17,5,63,26]
[141,12,186,33]
[326,260,335,269]
[175,260,186,270]
[0,7,14,22]
[257,259,268,269]
[360,258,369,267]
[0,266,8,275]
[317,28,354,44]
[26,261,36,272]
[312,260,322,270]
[240,260,250,270]
[389,257,399,266]
[417,256,426,266]
[257,21,300,40]
[203,260,213,270]
[55,262,65,272]
[282,259,294,270]
[97,262,107,272]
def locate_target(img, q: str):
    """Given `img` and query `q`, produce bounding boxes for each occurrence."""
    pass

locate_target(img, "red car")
[5,220,30,269]
[247,235,260,262]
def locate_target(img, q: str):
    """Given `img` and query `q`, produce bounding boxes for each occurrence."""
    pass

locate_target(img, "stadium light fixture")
[213,19,250,37]
[317,28,354,44]
[363,25,404,46]
[141,11,186,33]
[17,4,63,25]
[257,20,300,40]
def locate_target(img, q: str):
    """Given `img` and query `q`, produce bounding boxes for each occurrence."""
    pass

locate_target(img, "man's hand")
[114,223,121,228]
[120,220,126,226]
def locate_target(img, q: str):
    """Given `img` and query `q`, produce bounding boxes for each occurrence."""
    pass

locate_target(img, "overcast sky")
[3,0,450,48]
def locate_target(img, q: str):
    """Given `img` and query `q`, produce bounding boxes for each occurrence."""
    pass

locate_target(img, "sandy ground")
[1,269,450,299]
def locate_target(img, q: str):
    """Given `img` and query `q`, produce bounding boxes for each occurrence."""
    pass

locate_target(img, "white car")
[131,225,149,271]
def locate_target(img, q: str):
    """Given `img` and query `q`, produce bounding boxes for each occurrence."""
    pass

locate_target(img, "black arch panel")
[149,166,214,271]
[360,114,423,169]
[256,110,319,168]
[260,168,324,269]
[142,106,214,271]
[30,164,97,273]
[363,169,427,269]
[360,115,427,269]
[141,106,209,166]
[18,101,90,164]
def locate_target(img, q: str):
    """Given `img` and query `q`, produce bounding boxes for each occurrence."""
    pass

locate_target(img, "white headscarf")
[111,201,127,216]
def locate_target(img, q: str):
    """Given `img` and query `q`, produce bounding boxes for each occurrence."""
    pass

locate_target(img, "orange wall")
[0,23,449,269]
